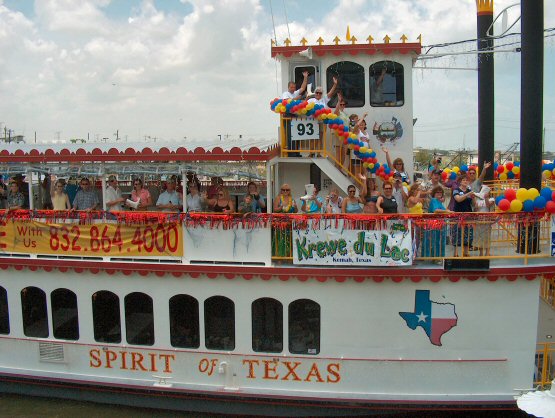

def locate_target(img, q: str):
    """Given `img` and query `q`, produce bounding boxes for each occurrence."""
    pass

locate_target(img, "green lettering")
[353,232,365,255]
[325,240,338,256]
[317,242,326,257]
[338,240,347,256]
[295,237,310,260]
[380,234,391,258]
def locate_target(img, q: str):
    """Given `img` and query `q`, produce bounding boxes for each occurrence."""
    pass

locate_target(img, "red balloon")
[498,199,510,211]
[546,200,555,214]
[497,165,505,174]
[506,162,514,171]
[343,139,348,145]
[552,191,555,202]
[504,189,517,201]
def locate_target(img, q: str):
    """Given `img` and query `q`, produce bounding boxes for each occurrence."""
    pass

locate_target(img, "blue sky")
[0,0,553,152]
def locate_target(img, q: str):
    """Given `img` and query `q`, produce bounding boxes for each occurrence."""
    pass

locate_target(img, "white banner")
[292,219,413,266]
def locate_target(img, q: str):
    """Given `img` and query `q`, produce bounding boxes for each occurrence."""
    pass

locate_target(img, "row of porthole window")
[293,60,405,108]
[0,286,321,355]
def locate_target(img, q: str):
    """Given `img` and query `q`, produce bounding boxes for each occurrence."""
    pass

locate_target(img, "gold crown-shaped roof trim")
[476,0,494,14]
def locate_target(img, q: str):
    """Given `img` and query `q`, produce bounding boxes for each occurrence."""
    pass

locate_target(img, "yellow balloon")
[452,166,459,173]
[516,188,528,202]
[444,168,452,174]
[528,188,540,200]
[509,199,523,212]
[368,163,374,169]
[499,173,508,181]
[360,147,368,153]
[363,162,369,168]
[552,168,555,176]
[543,170,553,179]
[512,166,520,174]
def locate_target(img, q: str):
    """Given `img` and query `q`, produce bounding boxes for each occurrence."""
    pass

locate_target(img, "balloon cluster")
[439,165,477,182]
[270,98,389,179]
[495,187,555,213]
[542,161,555,179]
[493,162,520,180]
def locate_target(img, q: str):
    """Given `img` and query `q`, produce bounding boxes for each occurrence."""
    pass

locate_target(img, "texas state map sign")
[399,290,458,346]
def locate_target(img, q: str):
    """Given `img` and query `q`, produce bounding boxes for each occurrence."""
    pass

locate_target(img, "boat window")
[169,294,200,349]
[21,287,49,338]
[369,61,404,107]
[0,286,9,334]
[125,292,154,346]
[293,65,317,98]
[205,296,235,351]
[92,290,121,343]
[288,299,320,355]
[326,61,365,108]
[51,288,79,340]
[252,298,283,353]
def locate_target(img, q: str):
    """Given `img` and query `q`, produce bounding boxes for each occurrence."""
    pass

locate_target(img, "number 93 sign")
[291,118,319,141]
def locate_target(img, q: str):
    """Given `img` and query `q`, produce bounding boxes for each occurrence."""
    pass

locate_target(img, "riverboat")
[1,12,555,418]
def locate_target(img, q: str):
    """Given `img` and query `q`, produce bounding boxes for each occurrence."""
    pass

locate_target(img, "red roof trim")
[0,258,552,282]
[0,144,279,163]
[271,43,421,58]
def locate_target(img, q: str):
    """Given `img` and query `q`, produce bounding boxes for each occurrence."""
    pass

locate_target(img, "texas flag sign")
[399,290,458,346]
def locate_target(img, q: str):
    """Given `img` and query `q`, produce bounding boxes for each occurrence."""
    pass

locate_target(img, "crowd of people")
[0,173,269,215]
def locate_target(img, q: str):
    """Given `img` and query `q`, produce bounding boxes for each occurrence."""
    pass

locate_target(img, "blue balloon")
[495,195,504,205]
[534,196,547,210]
[384,168,391,175]
[449,172,457,180]
[461,164,468,172]
[493,162,499,170]
[523,199,535,212]
[514,161,520,166]
[540,187,553,201]
[507,171,515,179]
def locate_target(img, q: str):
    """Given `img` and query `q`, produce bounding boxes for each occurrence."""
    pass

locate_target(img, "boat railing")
[535,341,555,388]
[279,115,363,186]
[271,212,553,263]
[0,210,552,266]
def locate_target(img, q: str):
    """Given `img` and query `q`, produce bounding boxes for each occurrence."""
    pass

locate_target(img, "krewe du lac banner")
[292,219,412,266]
[0,220,182,257]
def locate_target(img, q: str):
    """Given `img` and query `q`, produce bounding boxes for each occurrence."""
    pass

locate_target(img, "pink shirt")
[131,188,151,204]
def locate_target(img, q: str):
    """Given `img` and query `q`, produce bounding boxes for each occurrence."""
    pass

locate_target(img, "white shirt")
[186,193,203,212]
[105,185,123,212]
[282,88,302,100]
[308,94,330,107]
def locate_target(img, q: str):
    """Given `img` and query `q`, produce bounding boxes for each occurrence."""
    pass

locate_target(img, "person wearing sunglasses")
[72,177,99,211]
[129,178,152,210]
[273,184,297,213]
[341,185,363,214]
[325,188,343,214]
[376,183,398,214]
[208,187,234,213]
[308,76,339,107]
[52,179,71,210]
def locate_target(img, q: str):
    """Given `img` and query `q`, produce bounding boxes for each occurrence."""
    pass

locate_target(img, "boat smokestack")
[476,0,494,180]
[520,0,544,189]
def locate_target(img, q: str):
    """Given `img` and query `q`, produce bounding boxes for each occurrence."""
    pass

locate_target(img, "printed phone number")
[49,224,180,254]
